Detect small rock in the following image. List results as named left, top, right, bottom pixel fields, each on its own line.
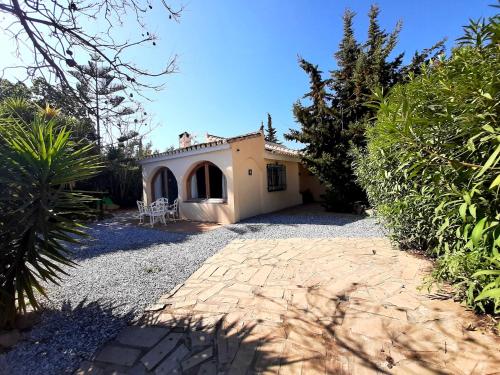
left=0, top=329, right=21, bottom=348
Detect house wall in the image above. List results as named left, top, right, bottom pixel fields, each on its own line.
left=230, top=134, right=302, bottom=222
left=141, top=133, right=310, bottom=224
left=299, top=163, right=326, bottom=201
left=141, top=146, right=236, bottom=224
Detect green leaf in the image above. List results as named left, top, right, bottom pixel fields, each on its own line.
left=490, top=174, right=500, bottom=189
left=473, top=270, right=500, bottom=277
left=481, top=92, right=493, bottom=100
left=471, top=218, right=487, bottom=246
left=475, top=288, right=500, bottom=301
left=482, top=124, right=496, bottom=133
left=477, top=144, right=500, bottom=177
left=469, top=204, right=477, bottom=219
left=459, top=202, right=467, bottom=221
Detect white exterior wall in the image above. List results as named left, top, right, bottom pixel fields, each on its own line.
left=140, top=133, right=321, bottom=224
left=141, top=145, right=236, bottom=224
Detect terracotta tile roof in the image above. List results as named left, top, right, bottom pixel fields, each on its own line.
left=205, top=133, right=225, bottom=141
left=265, top=141, right=301, bottom=157
left=138, top=131, right=262, bottom=161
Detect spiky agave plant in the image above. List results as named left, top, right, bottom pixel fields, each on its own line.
left=0, top=108, right=101, bottom=328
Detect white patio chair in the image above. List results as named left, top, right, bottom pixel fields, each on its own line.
left=136, top=201, right=151, bottom=224
left=166, top=199, right=179, bottom=222
left=156, top=197, right=169, bottom=206
left=149, top=201, right=167, bottom=226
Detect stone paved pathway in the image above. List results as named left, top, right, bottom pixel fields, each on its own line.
left=78, top=238, right=500, bottom=374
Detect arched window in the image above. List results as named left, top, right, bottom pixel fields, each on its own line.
left=187, top=162, right=227, bottom=201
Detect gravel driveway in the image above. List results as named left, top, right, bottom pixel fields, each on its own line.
left=0, top=207, right=384, bottom=375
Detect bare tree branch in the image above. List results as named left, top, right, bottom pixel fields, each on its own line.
left=0, top=0, right=182, bottom=97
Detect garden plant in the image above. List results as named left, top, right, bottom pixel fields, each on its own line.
left=354, top=14, right=500, bottom=316
left=0, top=101, right=101, bottom=329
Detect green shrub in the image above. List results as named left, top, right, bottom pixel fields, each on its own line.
left=0, top=104, right=101, bottom=328
left=354, top=16, right=500, bottom=313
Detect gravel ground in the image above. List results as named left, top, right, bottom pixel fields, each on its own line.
left=0, top=209, right=384, bottom=375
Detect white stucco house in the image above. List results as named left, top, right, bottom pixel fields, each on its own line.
left=138, top=128, right=325, bottom=224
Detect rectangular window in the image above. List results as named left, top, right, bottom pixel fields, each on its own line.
left=267, top=164, right=287, bottom=192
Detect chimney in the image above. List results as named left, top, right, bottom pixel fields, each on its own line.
left=179, top=131, right=192, bottom=148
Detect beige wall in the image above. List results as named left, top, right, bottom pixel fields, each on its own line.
left=230, top=135, right=266, bottom=222
left=261, top=158, right=302, bottom=214
left=230, top=134, right=302, bottom=222
left=141, top=133, right=307, bottom=224
left=141, top=145, right=236, bottom=224
left=299, top=164, right=326, bottom=201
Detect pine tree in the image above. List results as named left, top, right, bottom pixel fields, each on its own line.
left=330, top=9, right=360, bottom=126
left=286, top=6, right=444, bottom=212
left=265, top=113, right=280, bottom=143
left=290, top=60, right=361, bottom=211
left=70, top=54, right=144, bottom=151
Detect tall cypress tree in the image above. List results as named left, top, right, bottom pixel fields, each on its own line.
left=265, top=113, right=280, bottom=143
left=330, top=10, right=360, bottom=126
left=286, top=6, right=444, bottom=212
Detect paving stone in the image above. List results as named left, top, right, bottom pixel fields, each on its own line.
left=95, top=345, right=142, bottom=367
left=226, top=342, right=259, bottom=375
left=154, top=344, right=189, bottom=374
left=193, top=315, right=223, bottom=330
left=249, top=265, right=274, bottom=286
left=191, top=264, right=215, bottom=279
left=197, top=283, right=227, bottom=301
left=83, top=238, right=500, bottom=375
left=216, top=330, right=229, bottom=365
left=224, top=331, right=241, bottom=366
left=392, top=359, right=446, bottom=375
left=127, top=362, right=147, bottom=375
left=74, top=361, right=104, bottom=375
left=235, top=267, right=258, bottom=282
left=193, top=302, right=231, bottom=314
left=181, top=347, right=213, bottom=371
left=255, top=287, right=285, bottom=299
left=117, top=326, right=169, bottom=348
left=254, top=339, right=285, bottom=374
left=279, top=342, right=304, bottom=375
left=385, top=292, right=421, bottom=311
left=212, top=266, right=229, bottom=277
left=190, top=331, right=213, bottom=348
left=200, top=265, right=222, bottom=279
left=140, top=332, right=183, bottom=370
left=174, top=299, right=198, bottom=309
left=197, top=360, right=217, bottom=375
left=144, top=303, right=167, bottom=312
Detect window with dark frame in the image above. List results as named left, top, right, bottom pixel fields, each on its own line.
left=187, top=162, right=227, bottom=201
left=267, top=164, right=286, bottom=192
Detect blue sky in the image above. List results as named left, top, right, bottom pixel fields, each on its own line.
left=141, top=0, right=495, bottom=150
left=1, top=1, right=497, bottom=150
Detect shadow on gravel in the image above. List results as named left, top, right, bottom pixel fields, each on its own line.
left=224, top=224, right=266, bottom=235
left=71, top=222, right=191, bottom=261
left=239, top=211, right=368, bottom=227
left=0, top=299, right=134, bottom=375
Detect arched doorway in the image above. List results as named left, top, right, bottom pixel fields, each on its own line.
left=151, top=167, right=178, bottom=203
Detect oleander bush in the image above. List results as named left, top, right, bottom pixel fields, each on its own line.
left=0, top=101, right=101, bottom=329
left=354, top=15, right=500, bottom=314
